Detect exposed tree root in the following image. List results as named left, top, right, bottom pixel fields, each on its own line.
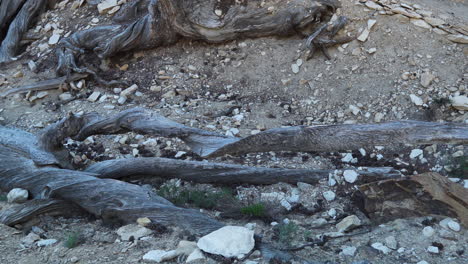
left=42, top=107, right=468, bottom=158
left=86, top=157, right=402, bottom=184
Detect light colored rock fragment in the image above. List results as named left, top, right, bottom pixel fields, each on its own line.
left=371, top=242, right=391, bottom=254
left=422, top=226, right=435, bottom=237
left=37, top=239, right=58, bottom=247
left=97, top=0, right=118, bottom=14
left=116, top=224, right=152, bottom=241
left=142, top=250, right=178, bottom=263
left=410, top=149, right=423, bottom=159
left=186, top=249, right=205, bottom=263
left=7, top=188, right=28, bottom=203
left=385, top=236, right=397, bottom=250
left=336, top=215, right=361, bottom=232
left=447, top=34, right=468, bottom=44
left=197, top=226, right=254, bottom=258
left=365, top=1, right=383, bottom=11
left=450, top=95, right=468, bottom=110
left=322, top=191, right=336, bottom=201
left=137, top=217, right=152, bottom=227
left=343, top=170, right=358, bottom=183
left=341, top=246, right=357, bottom=256
left=411, top=19, right=432, bottom=29
left=121, top=84, right=138, bottom=97
left=410, top=94, right=423, bottom=106
left=87, top=91, right=101, bottom=102
left=420, top=72, right=434, bottom=87
left=48, top=34, right=61, bottom=45
left=424, top=17, right=445, bottom=27
left=357, top=29, right=370, bottom=42
left=176, top=240, right=198, bottom=255
left=391, top=7, right=422, bottom=18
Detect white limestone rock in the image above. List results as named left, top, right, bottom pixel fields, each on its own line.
left=197, top=226, right=254, bottom=258
left=7, top=188, right=28, bottom=203
left=116, top=224, right=152, bottom=241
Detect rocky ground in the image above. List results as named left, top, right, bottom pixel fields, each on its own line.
left=0, top=0, right=467, bottom=264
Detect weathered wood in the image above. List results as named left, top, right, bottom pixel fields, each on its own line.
left=50, top=108, right=468, bottom=158
left=0, top=199, right=81, bottom=226
left=86, top=157, right=402, bottom=185
left=0, top=0, right=47, bottom=63
left=0, top=73, right=88, bottom=97
left=205, top=121, right=468, bottom=157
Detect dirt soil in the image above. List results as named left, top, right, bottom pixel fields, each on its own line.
left=0, top=0, right=467, bottom=264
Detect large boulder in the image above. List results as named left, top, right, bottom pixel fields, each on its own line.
left=197, top=226, right=255, bottom=258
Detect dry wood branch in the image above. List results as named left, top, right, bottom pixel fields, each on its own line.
left=0, top=73, right=88, bottom=97
left=206, top=121, right=468, bottom=157
left=0, top=0, right=47, bottom=63
left=46, top=108, right=468, bottom=158
left=0, top=199, right=82, bottom=226
left=85, top=157, right=402, bottom=184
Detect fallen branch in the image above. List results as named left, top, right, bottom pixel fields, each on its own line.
left=0, top=199, right=82, bottom=226
left=0, top=73, right=88, bottom=97
left=85, top=157, right=402, bottom=185
left=50, top=108, right=468, bottom=158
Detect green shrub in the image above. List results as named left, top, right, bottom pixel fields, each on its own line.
left=448, top=156, right=468, bottom=179
left=64, top=231, right=80, bottom=248
left=157, top=184, right=235, bottom=209
left=240, top=203, right=266, bottom=217
left=278, top=222, right=298, bottom=246
left=0, top=195, right=7, bottom=201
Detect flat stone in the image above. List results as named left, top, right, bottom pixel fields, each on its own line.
left=142, top=250, right=178, bottom=263
left=59, top=92, right=73, bottom=101
left=451, top=95, right=468, bottom=110
left=342, top=246, right=357, bottom=256
left=447, top=220, right=461, bottom=232
left=322, top=191, right=336, bottom=201
left=197, top=226, right=254, bottom=258
left=7, top=188, right=28, bottom=203
left=410, top=94, right=423, bottom=106
left=357, top=29, right=370, bottom=42
left=410, top=149, right=423, bottom=159
left=420, top=72, right=434, bottom=87
left=291, top=64, right=299, bottom=74
left=21, top=233, right=40, bottom=246
left=186, top=249, right=205, bottom=263
left=87, top=91, right=101, bottom=102
left=391, top=7, right=422, bottom=19
left=447, top=34, right=468, bottom=44
left=121, top=84, right=138, bottom=97
left=116, top=224, right=152, bottom=241
left=343, top=170, right=359, bottom=183
left=411, top=19, right=432, bottom=29
left=176, top=240, right=198, bottom=255
left=422, top=226, right=435, bottom=237
left=385, top=236, right=398, bottom=250
left=336, top=215, right=361, bottom=232
left=427, top=246, right=439, bottom=254
left=37, top=239, right=58, bottom=247
left=424, top=17, right=445, bottom=27
left=48, top=34, right=61, bottom=45
left=97, top=0, right=118, bottom=14
left=365, top=2, right=382, bottom=11
left=371, top=242, right=391, bottom=254
left=137, top=217, right=152, bottom=227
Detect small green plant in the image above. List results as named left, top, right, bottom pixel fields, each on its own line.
left=0, top=195, right=7, bottom=201
left=64, top=231, right=80, bottom=248
left=278, top=222, right=298, bottom=246
left=448, top=156, right=468, bottom=179
left=157, top=183, right=235, bottom=209
left=303, top=230, right=312, bottom=241
left=240, top=203, right=266, bottom=217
